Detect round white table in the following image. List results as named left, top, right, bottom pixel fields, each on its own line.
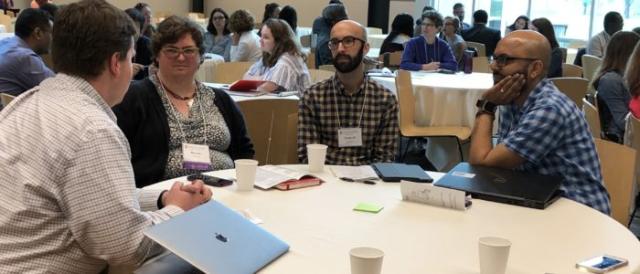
left=145, top=165, right=640, bottom=274
left=372, top=71, right=494, bottom=128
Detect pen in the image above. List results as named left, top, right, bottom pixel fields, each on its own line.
left=339, top=177, right=377, bottom=185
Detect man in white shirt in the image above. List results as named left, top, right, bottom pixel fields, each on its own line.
left=587, top=11, right=623, bottom=57
left=0, top=0, right=212, bottom=272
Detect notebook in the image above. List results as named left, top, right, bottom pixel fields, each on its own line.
left=371, top=163, right=433, bottom=183
left=434, top=162, right=563, bottom=209
left=144, top=201, right=289, bottom=274
left=228, top=79, right=265, bottom=91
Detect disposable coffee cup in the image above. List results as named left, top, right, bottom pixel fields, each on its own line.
left=478, top=236, right=511, bottom=274
left=234, top=159, right=258, bottom=191
left=307, top=144, right=327, bottom=172
left=350, top=247, right=384, bottom=274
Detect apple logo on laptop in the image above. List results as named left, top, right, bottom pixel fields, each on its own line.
left=215, top=233, right=228, bottom=243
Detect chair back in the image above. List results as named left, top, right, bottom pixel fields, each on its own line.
left=582, top=98, right=602, bottom=139
left=300, top=34, right=312, bottom=48
left=472, top=57, right=491, bottom=73
left=467, top=41, right=486, bottom=57
left=305, top=51, right=316, bottom=69
left=562, top=63, right=583, bottom=77
left=0, top=93, right=15, bottom=107
left=366, top=27, right=383, bottom=35
left=559, top=47, right=568, bottom=63
left=378, top=51, right=403, bottom=68
left=550, top=77, right=588, bottom=109
left=395, top=70, right=416, bottom=136
left=581, top=54, right=602, bottom=83
left=318, top=64, right=336, bottom=72
left=236, top=99, right=299, bottom=165
left=625, top=114, right=640, bottom=190
left=212, top=62, right=252, bottom=84
left=595, top=138, right=637, bottom=225
left=308, top=69, right=334, bottom=84
left=0, top=13, right=11, bottom=32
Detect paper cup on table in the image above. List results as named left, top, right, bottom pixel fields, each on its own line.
left=307, top=144, right=327, bottom=172
left=234, top=159, right=258, bottom=191
left=350, top=247, right=384, bottom=274
left=478, top=236, right=511, bottom=274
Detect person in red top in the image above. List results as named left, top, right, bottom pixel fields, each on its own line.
left=627, top=42, right=640, bottom=118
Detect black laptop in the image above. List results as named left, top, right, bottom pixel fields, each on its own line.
left=434, top=163, right=563, bottom=209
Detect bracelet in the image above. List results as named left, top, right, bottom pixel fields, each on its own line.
left=157, top=190, right=168, bottom=209
left=476, top=110, right=495, bottom=119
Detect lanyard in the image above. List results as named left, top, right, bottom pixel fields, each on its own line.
left=423, top=36, right=439, bottom=63
left=157, top=75, right=209, bottom=144
left=332, top=76, right=368, bottom=128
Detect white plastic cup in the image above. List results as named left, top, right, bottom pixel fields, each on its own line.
left=234, top=159, right=258, bottom=191
left=478, top=236, right=511, bottom=274
left=350, top=247, right=384, bottom=274
left=307, top=144, right=328, bottom=172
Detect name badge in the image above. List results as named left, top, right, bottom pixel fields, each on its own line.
left=338, top=127, right=363, bottom=147
left=182, top=143, right=212, bottom=170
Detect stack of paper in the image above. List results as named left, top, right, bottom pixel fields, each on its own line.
left=331, top=166, right=379, bottom=181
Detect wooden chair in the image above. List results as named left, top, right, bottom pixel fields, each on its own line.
left=559, top=47, right=568, bottom=63
left=595, top=138, right=637, bottom=226
left=0, top=13, right=11, bottom=32
left=366, top=27, right=383, bottom=35
left=211, top=62, right=252, bottom=84
left=466, top=41, right=486, bottom=57
left=582, top=98, right=602, bottom=139
left=300, top=34, right=312, bottom=48
left=308, top=69, right=334, bottom=84
left=624, top=114, right=640, bottom=226
left=306, top=51, right=316, bottom=69
left=0, top=93, right=15, bottom=107
left=561, top=63, right=583, bottom=77
left=236, top=99, right=299, bottom=165
left=318, top=64, right=336, bottom=72
left=472, top=57, right=491, bottom=73
left=378, top=51, right=403, bottom=69
left=582, top=54, right=602, bottom=95
left=550, top=77, right=588, bottom=109
left=395, top=70, right=471, bottom=161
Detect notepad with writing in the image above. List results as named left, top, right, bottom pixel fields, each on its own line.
left=253, top=165, right=322, bottom=190
left=331, top=166, right=379, bottom=181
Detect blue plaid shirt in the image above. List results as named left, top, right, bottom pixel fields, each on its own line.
left=498, top=79, right=611, bottom=214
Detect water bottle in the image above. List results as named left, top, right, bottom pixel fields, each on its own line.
left=463, top=50, right=474, bottom=74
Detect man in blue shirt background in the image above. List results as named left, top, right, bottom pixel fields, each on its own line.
left=469, top=30, right=611, bottom=214
left=0, top=8, right=54, bottom=96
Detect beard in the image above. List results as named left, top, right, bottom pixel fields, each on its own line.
left=332, top=46, right=364, bottom=73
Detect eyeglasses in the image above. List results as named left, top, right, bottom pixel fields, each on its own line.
left=162, top=47, right=199, bottom=59
left=492, top=54, right=538, bottom=67
left=328, top=36, right=365, bottom=50
left=212, top=16, right=225, bottom=21
left=421, top=22, right=436, bottom=27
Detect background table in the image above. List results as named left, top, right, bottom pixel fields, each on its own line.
left=368, top=34, right=387, bottom=48
left=146, top=165, right=640, bottom=274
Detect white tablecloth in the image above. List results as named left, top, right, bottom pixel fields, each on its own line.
left=373, top=71, right=493, bottom=128
left=145, top=165, right=640, bottom=274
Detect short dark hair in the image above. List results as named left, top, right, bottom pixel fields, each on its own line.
left=329, top=0, right=342, bottom=4
left=124, top=8, right=145, bottom=32
left=228, top=9, right=255, bottom=33
left=278, top=5, right=297, bottom=33
left=262, top=3, right=279, bottom=23
left=151, top=15, right=204, bottom=66
left=15, top=8, right=51, bottom=39
left=603, top=11, right=623, bottom=34
left=134, top=2, right=149, bottom=11
left=53, top=0, right=137, bottom=79
left=322, top=3, right=348, bottom=26
left=39, top=3, right=58, bottom=20
left=207, top=8, right=230, bottom=35
left=453, top=3, right=464, bottom=9
left=422, top=10, right=443, bottom=28
left=473, top=10, right=488, bottom=24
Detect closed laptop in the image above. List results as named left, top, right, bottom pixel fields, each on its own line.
left=372, top=163, right=433, bottom=182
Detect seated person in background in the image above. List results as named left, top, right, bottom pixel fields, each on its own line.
left=413, top=6, right=434, bottom=37
left=530, top=18, right=562, bottom=78
left=628, top=42, right=640, bottom=118
left=469, top=30, right=610, bottom=214
left=134, top=2, right=155, bottom=38
left=462, top=10, right=501, bottom=57
left=313, top=3, right=348, bottom=68
left=298, top=20, right=398, bottom=165
left=400, top=10, right=457, bottom=72
left=113, top=16, right=254, bottom=188
left=0, top=8, right=54, bottom=96
left=634, top=27, right=640, bottom=36
left=592, top=31, right=640, bottom=142
left=228, top=9, right=262, bottom=62
left=203, top=8, right=231, bottom=61
left=244, top=18, right=310, bottom=93
left=452, top=3, right=470, bottom=33
left=278, top=5, right=298, bottom=37
left=442, top=16, right=466, bottom=71
left=39, top=2, right=58, bottom=19
left=0, top=1, right=211, bottom=272
left=505, top=15, right=529, bottom=35
left=259, top=2, right=280, bottom=33
left=125, top=8, right=151, bottom=80
left=587, top=11, right=623, bottom=58
left=379, top=13, right=413, bottom=55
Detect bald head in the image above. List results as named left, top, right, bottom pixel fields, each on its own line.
left=498, top=30, right=551, bottom=72
left=331, top=19, right=367, bottom=41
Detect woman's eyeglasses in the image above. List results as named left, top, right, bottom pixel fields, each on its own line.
left=162, top=47, right=199, bottom=59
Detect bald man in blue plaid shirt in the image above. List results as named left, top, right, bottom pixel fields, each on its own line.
left=469, top=30, right=610, bottom=214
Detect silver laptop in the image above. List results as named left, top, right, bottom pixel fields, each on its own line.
left=144, top=201, right=289, bottom=274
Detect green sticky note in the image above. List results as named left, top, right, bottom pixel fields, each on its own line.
left=353, top=202, right=384, bottom=213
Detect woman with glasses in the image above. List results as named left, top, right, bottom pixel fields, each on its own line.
left=591, top=31, right=640, bottom=142
left=113, top=16, right=254, bottom=187
left=243, top=18, right=310, bottom=93
left=203, top=8, right=231, bottom=61
left=442, top=16, right=466, bottom=71
left=400, top=10, right=457, bottom=72
left=228, top=9, right=262, bottom=62
left=530, top=18, right=562, bottom=78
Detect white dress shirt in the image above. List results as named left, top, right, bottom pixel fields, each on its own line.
left=230, top=31, right=262, bottom=62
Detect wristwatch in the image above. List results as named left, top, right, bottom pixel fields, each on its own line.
left=476, top=99, right=497, bottom=113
